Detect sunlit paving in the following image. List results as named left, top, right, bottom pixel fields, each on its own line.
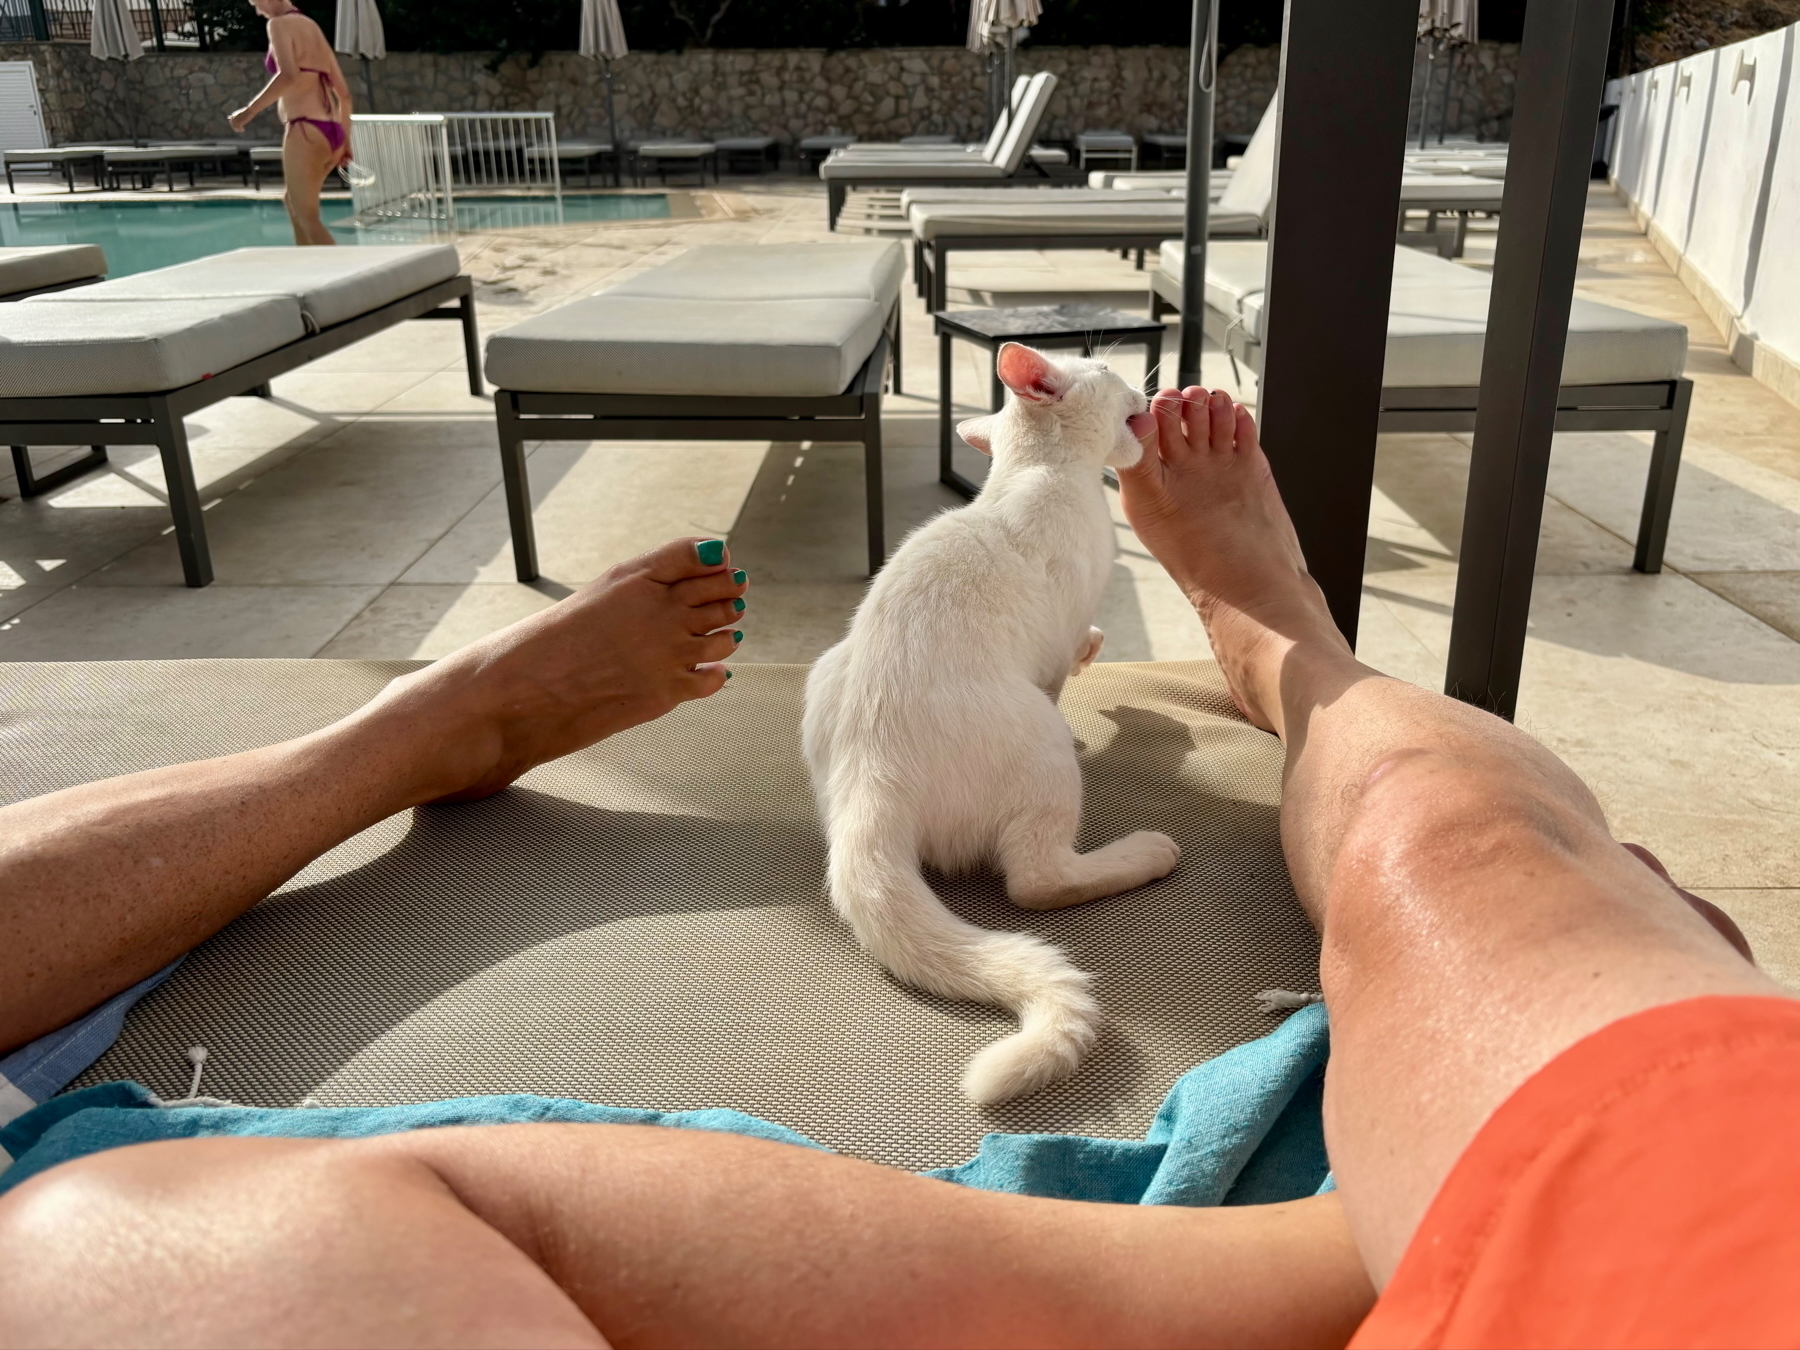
left=3, top=0, right=1799, bottom=1342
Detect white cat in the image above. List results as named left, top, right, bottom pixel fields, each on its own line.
left=802, top=342, right=1182, bottom=1105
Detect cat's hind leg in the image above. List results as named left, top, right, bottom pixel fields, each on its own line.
left=995, top=705, right=1180, bottom=912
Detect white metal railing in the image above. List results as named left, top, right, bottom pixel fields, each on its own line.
left=435, top=112, right=562, bottom=205
left=348, top=114, right=456, bottom=233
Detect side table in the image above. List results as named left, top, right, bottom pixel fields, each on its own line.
left=632, top=141, right=719, bottom=185
left=933, top=304, right=1166, bottom=498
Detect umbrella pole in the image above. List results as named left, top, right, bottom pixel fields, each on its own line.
left=124, top=62, right=140, bottom=146
left=1436, top=42, right=1457, bottom=143
left=604, top=58, right=621, bottom=187
left=1177, top=0, right=1217, bottom=388
left=361, top=54, right=375, bottom=114
left=1418, top=37, right=1438, bottom=149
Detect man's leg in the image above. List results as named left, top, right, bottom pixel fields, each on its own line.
left=1118, top=388, right=1786, bottom=1285
left=0, top=1126, right=1374, bottom=1350
left=0, top=538, right=748, bottom=1053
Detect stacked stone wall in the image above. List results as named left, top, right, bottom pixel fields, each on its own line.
left=0, top=41, right=1516, bottom=149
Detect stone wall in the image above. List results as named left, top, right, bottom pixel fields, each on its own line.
left=0, top=40, right=1515, bottom=149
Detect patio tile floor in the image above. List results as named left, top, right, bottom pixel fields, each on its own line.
left=1, top=179, right=1795, bottom=981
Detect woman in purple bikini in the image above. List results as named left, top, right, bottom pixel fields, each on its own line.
left=228, top=0, right=351, bottom=245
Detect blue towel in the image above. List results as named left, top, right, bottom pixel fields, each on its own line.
left=0, top=962, right=180, bottom=1127
left=0, top=1005, right=1329, bottom=1205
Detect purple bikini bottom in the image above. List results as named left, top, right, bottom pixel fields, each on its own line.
left=288, top=116, right=345, bottom=152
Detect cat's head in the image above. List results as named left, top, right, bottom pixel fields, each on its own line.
left=956, top=343, right=1151, bottom=470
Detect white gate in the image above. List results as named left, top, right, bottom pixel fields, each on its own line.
left=0, top=61, right=49, bottom=152
left=437, top=112, right=562, bottom=204
left=347, top=113, right=455, bottom=232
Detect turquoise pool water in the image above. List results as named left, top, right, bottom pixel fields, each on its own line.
left=0, top=193, right=671, bottom=276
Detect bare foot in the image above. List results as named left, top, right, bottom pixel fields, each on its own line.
left=1118, top=387, right=1354, bottom=736
left=362, top=537, right=748, bottom=801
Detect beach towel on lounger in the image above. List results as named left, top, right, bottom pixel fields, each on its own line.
left=0, top=1005, right=1332, bottom=1205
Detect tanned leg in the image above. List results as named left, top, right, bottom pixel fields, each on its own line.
left=0, top=538, right=746, bottom=1053
left=281, top=119, right=339, bottom=245
left=1118, top=387, right=1786, bottom=1285
left=0, top=1127, right=1373, bottom=1350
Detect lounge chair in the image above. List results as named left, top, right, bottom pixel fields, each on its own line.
left=20, top=655, right=1318, bottom=1171
left=0, top=245, right=479, bottom=583
left=820, top=73, right=1060, bottom=230
left=3, top=146, right=108, bottom=193
left=1150, top=240, right=1693, bottom=572
left=0, top=245, right=106, bottom=301
left=484, top=241, right=903, bottom=578
left=1075, top=130, right=1137, bottom=172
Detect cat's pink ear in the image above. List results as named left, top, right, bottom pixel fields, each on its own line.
left=995, top=343, right=1070, bottom=404
left=957, top=415, right=997, bottom=455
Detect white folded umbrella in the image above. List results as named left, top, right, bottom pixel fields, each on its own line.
left=580, top=0, right=628, bottom=182
left=89, top=0, right=142, bottom=146
left=334, top=0, right=386, bottom=111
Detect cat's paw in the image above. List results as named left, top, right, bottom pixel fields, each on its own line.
left=1117, top=830, right=1181, bottom=882
left=1070, top=626, right=1105, bottom=677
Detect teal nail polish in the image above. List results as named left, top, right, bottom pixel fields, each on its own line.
left=696, top=539, right=725, bottom=566
left=725, top=669, right=733, bottom=681
left=733, top=630, right=744, bottom=643
left=732, top=597, right=746, bottom=613
left=732, top=569, right=747, bottom=585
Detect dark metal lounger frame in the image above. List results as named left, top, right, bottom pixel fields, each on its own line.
left=1170, top=291, right=1693, bottom=574
left=917, top=228, right=1189, bottom=312
left=0, top=275, right=480, bottom=587
left=494, top=332, right=892, bottom=581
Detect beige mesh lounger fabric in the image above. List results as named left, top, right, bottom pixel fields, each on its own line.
left=1, top=659, right=1320, bottom=1173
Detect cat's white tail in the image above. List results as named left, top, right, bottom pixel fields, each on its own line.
left=828, top=812, right=1101, bottom=1105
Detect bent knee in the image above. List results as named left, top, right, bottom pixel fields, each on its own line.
left=1326, top=749, right=1610, bottom=936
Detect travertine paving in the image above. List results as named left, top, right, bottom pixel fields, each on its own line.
left=1, top=177, right=1795, bottom=978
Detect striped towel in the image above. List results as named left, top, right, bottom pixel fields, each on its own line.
left=0, top=963, right=179, bottom=1130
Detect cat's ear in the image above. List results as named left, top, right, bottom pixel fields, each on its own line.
left=995, top=343, right=1070, bottom=404
left=957, top=415, right=998, bottom=455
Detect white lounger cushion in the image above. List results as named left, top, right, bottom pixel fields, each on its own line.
left=606, top=241, right=904, bottom=308
left=909, top=199, right=1260, bottom=241
left=0, top=245, right=107, bottom=298
left=823, top=157, right=1010, bottom=180
left=1162, top=241, right=1687, bottom=388
left=31, top=245, right=461, bottom=331
left=0, top=295, right=305, bottom=398
left=485, top=296, right=886, bottom=398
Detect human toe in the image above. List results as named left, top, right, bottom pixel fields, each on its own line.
left=686, top=596, right=745, bottom=634
left=1233, top=403, right=1259, bottom=455
left=1207, top=389, right=1236, bottom=452
left=689, top=628, right=741, bottom=664
left=1178, top=385, right=1211, bottom=449
left=642, top=536, right=731, bottom=585
left=672, top=566, right=748, bottom=609
left=1151, top=389, right=1191, bottom=460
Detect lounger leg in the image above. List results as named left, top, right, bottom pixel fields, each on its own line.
left=932, top=241, right=950, bottom=312
left=888, top=301, right=902, bottom=395
left=828, top=183, right=847, bottom=231
left=458, top=291, right=484, bottom=397
left=495, top=392, right=539, bottom=583
left=154, top=406, right=213, bottom=588
left=1634, top=378, right=1692, bottom=574
left=863, top=392, right=886, bottom=575
left=1143, top=331, right=1164, bottom=396
left=9, top=445, right=109, bottom=498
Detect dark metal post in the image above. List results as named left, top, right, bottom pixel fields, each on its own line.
left=1175, top=0, right=1216, bottom=388
left=27, top=0, right=49, bottom=42
left=1254, top=0, right=1418, bottom=644
left=145, top=0, right=167, bottom=53
left=1444, top=0, right=1614, bottom=719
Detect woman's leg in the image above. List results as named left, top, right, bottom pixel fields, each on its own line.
left=0, top=538, right=746, bottom=1054
left=281, top=120, right=339, bottom=246
left=0, top=1126, right=1374, bottom=1349
left=1118, top=388, right=1785, bottom=1285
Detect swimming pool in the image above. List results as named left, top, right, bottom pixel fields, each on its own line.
left=0, top=193, right=673, bottom=276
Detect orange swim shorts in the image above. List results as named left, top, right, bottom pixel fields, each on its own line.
left=1351, top=995, right=1800, bottom=1349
